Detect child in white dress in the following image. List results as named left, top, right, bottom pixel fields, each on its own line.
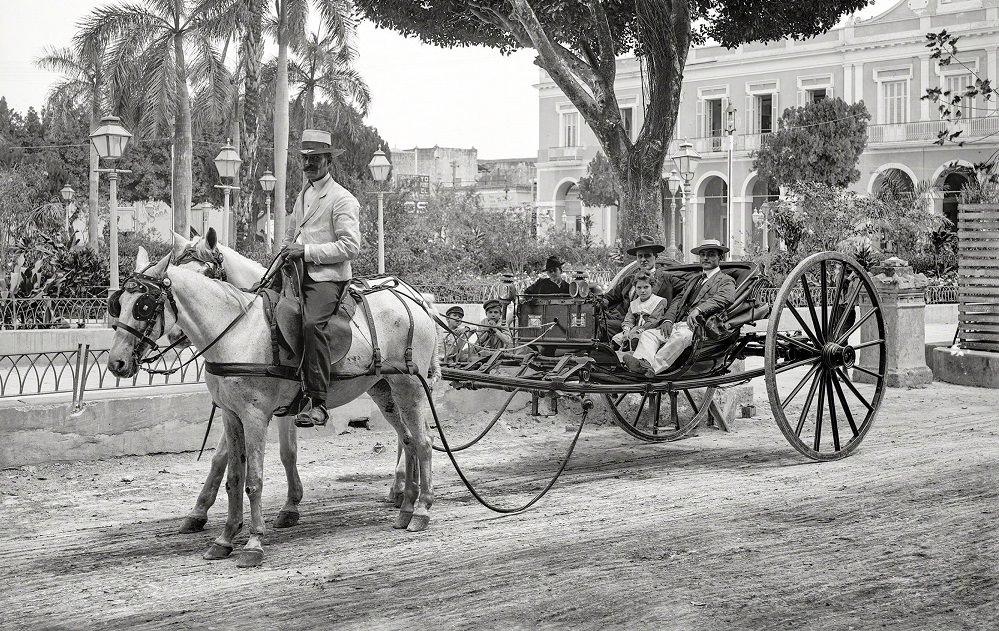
left=612, top=272, right=667, bottom=351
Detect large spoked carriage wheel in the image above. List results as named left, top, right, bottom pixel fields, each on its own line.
left=764, top=252, right=887, bottom=461
left=602, top=387, right=717, bottom=442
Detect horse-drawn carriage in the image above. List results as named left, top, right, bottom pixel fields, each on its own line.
left=441, top=251, right=887, bottom=462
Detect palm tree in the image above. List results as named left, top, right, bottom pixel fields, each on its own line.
left=34, top=45, right=105, bottom=253
left=271, top=0, right=352, bottom=249
left=290, top=27, right=370, bottom=130
left=75, top=0, right=232, bottom=237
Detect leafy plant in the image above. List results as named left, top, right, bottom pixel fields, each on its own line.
left=922, top=30, right=996, bottom=146
left=752, top=97, right=871, bottom=188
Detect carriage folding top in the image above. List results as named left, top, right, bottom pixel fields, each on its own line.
left=440, top=252, right=888, bottom=462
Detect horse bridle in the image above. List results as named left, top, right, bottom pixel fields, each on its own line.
left=108, top=273, right=178, bottom=364
left=173, top=245, right=227, bottom=282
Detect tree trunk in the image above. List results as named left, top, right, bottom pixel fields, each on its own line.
left=304, top=88, right=314, bottom=129
left=87, top=109, right=100, bottom=253
left=241, top=7, right=264, bottom=250
left=272, top=0, right=290, bottom=245
left=505, top=0, right=688, bottom=247
left=172, top=30, right=193, bottom=237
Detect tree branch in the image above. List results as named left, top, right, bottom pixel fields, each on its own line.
left=587, top=0, right=616, bottom=78
left=506, top=0, right=600, bottom=121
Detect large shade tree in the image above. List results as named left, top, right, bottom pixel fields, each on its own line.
left=357, top=0, right=871, bottom=243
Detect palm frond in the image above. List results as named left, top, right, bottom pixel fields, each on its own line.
left=190, top=36, right=235, bottom=128
left=74, top=2, right=163, bottom=53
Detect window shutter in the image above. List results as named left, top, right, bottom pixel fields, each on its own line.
left=797, top=89, right=806, bottom=107
left=746, top=94, right=757, bottom=134
left=828, top=83, right=835, bottom=99
left=772, top=91, right=780, bottom=130
left=696, top=98, right=705, bottom=138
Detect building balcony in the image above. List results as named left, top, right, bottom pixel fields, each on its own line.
left=667, top=115, right=999, bottom=158
left=540, top=145, right=587, bottom=162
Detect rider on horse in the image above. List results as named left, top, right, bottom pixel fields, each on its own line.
left=281, top=129, right=361, bottom=429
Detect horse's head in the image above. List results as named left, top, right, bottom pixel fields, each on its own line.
left=107, top=249, right=179, bottom=378
left=171, top=227, right=227, bottom=281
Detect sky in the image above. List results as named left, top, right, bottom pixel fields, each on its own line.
left=0, top=0, right=540, bottom=159
left=0, top=0, right=897, bottom=160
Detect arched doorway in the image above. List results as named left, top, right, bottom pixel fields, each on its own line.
left=701, top=176, right=728, bottom=244
left=940, top=170, right=970, bottom=227
left=750, top=178, right=779, bottom=250
left=554, top=180, right=582, bottom=232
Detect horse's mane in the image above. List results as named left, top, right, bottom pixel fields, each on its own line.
left=168, top=264, right=256, bottom=311
left=217, top=244, right=267, bottom=277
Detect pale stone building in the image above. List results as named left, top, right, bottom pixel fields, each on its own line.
left=535, top=0, right=999, bottom=258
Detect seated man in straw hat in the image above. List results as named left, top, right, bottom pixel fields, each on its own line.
left=282, top=129, right=361, bottom=428
left=626, top=239, right=735, bottom=376
left=602, top=234, right=686, bottom=341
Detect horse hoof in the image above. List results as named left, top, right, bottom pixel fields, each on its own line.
left=394, top=511, right=413, bottom=530
left=393, top=493, right=404, bottom=509
left=236, top=548, right=264, bottom=568
left=273, top=511, right=300, bottom=529
left=406, top=514, right=431, bottom=533
left=203, top=542, right=233, bottom=560
left=387, top=488, right=400, bottom=505
left=179, top=516, right=207, bottom=534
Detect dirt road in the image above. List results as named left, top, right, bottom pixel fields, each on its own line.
left=1, top=380, right=997, bottom=630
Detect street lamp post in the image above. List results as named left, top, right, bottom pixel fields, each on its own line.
left=258, top=169, right=277, bottom=252
left=663, top=168, right=682, bottom=260
left=60, top=184, right=75, bottom=235
left=725, top=103, right=737, bottom=251
left=671, top=138, right=702, bottom=262
left=89, top=115, right=132, bottom=290
left=213, top=140, right=242, bottom=247
left=367, top=150, right=392, bottom=274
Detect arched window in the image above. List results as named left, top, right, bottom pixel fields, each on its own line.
left=873, top=168, right=915, bottom=197
left=702, top=177, right=728, bottom=244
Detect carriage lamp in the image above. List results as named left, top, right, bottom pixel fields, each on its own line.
left=213, top=140, right=242, bottom=248
left=90, top=115, right=133, bottom=290
left=368, top=150, right=392, bottom=274
left=258, top=169, right=277, bottom=251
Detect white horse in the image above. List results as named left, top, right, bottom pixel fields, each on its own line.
left=109, top=251, right=440, bottom=567
left=167, top=233, right=418, bottom=532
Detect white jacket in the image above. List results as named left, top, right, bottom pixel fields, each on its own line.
left=287, top=174, right=361, bottom=281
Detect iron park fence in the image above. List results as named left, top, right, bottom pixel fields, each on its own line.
left=0, top=295, right=110, bottom=330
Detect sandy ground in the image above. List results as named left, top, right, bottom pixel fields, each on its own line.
left=1, top=379, right=997, bottom=631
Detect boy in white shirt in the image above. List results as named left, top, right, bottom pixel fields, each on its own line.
left=612, top=271, right=667, bottom=351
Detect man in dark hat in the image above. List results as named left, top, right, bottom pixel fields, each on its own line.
left=628, top=239, right=735, bottom=375
left=601, top=234, right=686, bottom=341
left=524, top=255, right=570, bottom=295
left=281, top=129, right=361, bottom=428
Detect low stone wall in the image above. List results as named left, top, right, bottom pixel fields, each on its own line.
left=0, top=328, right=114, bottom=355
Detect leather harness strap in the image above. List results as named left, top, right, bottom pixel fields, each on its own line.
left=353, top=287, right=382, bottom=376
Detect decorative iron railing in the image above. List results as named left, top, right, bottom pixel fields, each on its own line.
left=0, top=295, right=110, bottom=330
left=413, top=269, right=616, bottom=304
left=0, top=344, right=205, bottom=401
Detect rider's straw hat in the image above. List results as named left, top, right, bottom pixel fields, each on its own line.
left=299, top=129, right=344, bottom=157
